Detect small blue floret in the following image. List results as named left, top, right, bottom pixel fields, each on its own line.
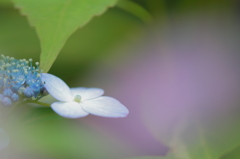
left=24, top=87, right=34, bottom=98
left=11, top=93, right=19, bottom=102
left=2, top=97, right=12, bottom=106
left=3, top=88, right=13, bottom=97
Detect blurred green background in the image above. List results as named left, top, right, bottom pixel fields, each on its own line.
left=1, top=0, right=240, bottom=159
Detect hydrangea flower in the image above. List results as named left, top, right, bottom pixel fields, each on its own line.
left=41, top=73, right=129, bottom=118
left=0, top=55, right=46, bottom=106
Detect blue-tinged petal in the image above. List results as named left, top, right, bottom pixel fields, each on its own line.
left=81, top=96, right=129, bottom=118
left=41, top=73, right=73, bottom=102
left=70, top=87, right=104, bottom=100
left=51, top=101, right=89, bottom=118
left=0, top=128, right=10, bottom=150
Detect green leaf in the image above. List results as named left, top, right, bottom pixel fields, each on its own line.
left=116, top=0, right=153, bottom=24
left=220, top=145, right=240, bottom=159
left=179, top=116, right=240, bottom=159
left=12, top=0, right=118, bottom=72
left=143, top=109, right=240, bottom=159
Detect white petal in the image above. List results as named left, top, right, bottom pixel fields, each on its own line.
left=70, top=87, right=104, bottom=100
left=41, top=73, right=73, bottom=102
left=0, top=128, right=9, bottom=150
left=51, top=102, right=89, bottom=118
left=81, top=96, right=129, bottom=118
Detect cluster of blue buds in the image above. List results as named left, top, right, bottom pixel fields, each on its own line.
left=0, top=55, right=46, bottom=106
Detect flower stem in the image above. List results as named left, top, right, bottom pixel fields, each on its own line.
left=26, top=100, right=51, bottom=107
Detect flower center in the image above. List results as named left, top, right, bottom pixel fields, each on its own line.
left=74, top=95, right=81, bottom=103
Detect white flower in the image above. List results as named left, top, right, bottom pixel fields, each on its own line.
left=41, top=73, right=129, bottom=118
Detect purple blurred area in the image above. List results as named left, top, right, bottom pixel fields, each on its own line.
left=79, top=10, right=240, bottom=157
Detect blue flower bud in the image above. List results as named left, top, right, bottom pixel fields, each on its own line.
left=1, top=97, right=12, bottom=106
left=29, top=83, right=41, bottom=98
left=3, top=88, right=13, bottom=97
left=24, top=87, right=34, bottom=98
left=11, top=93, right=19, bottom=102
